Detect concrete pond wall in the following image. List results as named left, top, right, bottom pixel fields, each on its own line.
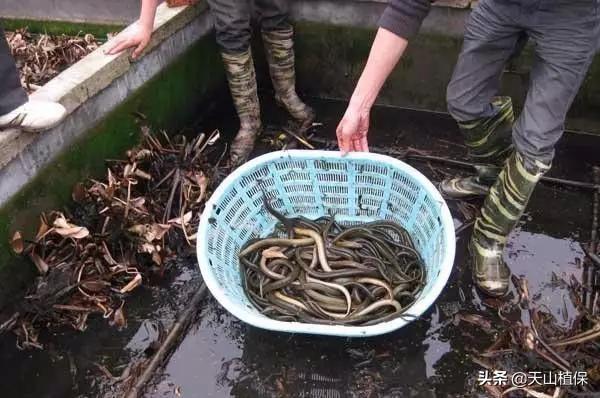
left=0, top=0, right=599, bottom=307
left=0, top=4, right=227, bottom=306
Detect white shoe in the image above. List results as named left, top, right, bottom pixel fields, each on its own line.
left=0, top=100, right=67, bottom=132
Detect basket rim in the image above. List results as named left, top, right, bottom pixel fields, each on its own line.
left=197, top=150, right=456, bottom=337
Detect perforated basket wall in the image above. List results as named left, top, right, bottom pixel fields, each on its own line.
left=197, top=150, right=455, bottom=337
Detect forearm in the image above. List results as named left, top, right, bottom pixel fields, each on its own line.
left=347, top=28, right=408, bottom=112
left=139, top=0, right=160, bottom=30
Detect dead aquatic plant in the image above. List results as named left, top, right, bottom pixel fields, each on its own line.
left=458, top=275, right=600, bottom=397
left=6, top=28, right=100, bottom=92
left=2, top=126, right=219, bottom=350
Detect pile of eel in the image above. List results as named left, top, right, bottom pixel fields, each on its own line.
left=239, top=199, right=426, bottom=326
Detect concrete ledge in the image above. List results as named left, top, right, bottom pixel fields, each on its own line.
left=0, top=3, right=213, bottom=207
left=291, top=0, right=470, bottom=37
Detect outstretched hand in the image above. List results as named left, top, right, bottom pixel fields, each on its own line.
left=336, top=105, right=370, bottom=154
left=105, top=23, right=152, bottom=59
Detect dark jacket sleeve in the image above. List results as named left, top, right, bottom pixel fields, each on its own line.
left=378, top=0, right=432, bottom=40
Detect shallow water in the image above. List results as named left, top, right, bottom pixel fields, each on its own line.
left=146, top=98, right=596, bottom=398
left=0, top=97, right=596, bottom=397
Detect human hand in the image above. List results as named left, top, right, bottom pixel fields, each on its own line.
left=336, top=104, right=370, bottom=154
left=105, top=22, right=152, bottom=59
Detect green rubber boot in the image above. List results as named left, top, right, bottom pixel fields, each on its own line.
left=440, top=97, right=514, bottom=198
left=262, top=28, right=315, bottom=131
left=470, top=151, right=550, bottom=296
left=222, top=49, right=262, bottom=166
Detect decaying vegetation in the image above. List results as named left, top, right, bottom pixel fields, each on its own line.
left=2, top=127, right=221, bottom=350
left=7, top=28, right=101, bottom=92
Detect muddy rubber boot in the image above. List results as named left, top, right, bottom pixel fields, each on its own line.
left=222, top=49, right=262, bottom=167
left=440, top=97, right=514, bottom=198
left=262, top=28, right=315, bottom=131
left=470, top=151, right=550, bottom=297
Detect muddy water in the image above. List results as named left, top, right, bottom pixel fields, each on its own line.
left=0, top=98, right=596, bottom=397
left=147, top=98, right=596, bottom=398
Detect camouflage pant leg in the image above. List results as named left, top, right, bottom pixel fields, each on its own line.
left=0, top=24, right=27, bottom=115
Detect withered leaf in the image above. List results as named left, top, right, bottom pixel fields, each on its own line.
left=152, top=251, right=163, bottom=266
left=453, top=313, right=493, bottom=333
left=29, top=252, right=49, bottom=274
left=10, top=231, right=24, bottom=254
left=72, top=182, right=87, bottom=203
left=131, top=148, right=152, bottom=161
left=129, top=197, right=146, bottom=210
left=81, top=280, right=109, bottom=293
left=112, top=307, right=127, bottom=329
left=123, top=163, right=134, bottom=179
left=168, top=212, right=193, bottom=226
left=194, top=172, right=208, bottom=203
left=35, top=214, right=50, bottom=241
left=140, top=242, right=157, bottom=254
left=128, top=224, right=170, bottom=242
left=207, top=129, right=220, bottom=145
left=120, top=273, right=142, bottom=294
left=53, top=214, right=90, bottom=239
left=134, top=169, right=152, bottom=180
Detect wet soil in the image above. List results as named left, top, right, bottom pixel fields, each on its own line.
left=0, top=97, right=597, bottom=398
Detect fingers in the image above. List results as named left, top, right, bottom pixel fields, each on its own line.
left=106, top=38, right=131, bottom=55
left=336, top=122, right=350, bottom=155
left=132, top=39, right=148, bottom=59
left=361, top=136, right=369, bottom=152
left=353, top=136, right=369, bottom=152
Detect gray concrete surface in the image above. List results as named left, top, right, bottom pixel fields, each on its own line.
left=291, top=0, right=470, bottom=37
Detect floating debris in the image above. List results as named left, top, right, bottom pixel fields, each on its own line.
left=239, top=198, right=426, bottom=325
left=7, top=28, right=100, bottom=92
left=460, top=274, right=600, bottom=395
left=2, top=127, right=219, bottom=349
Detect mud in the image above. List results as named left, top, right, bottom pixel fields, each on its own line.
left=0, top=97, right=597, bottom=397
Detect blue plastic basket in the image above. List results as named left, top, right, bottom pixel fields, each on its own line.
left=197, top=150, right=455, bottom=337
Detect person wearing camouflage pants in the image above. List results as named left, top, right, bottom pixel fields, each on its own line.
left=207, top=0, right=315, bottom=165
left=106, top=0, right=314, bottom=164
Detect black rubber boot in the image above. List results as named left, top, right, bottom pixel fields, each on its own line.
left=440, top=97, right=514, bottom=198
left=222, top=49, right=262, bottom=167
left=470, top=151, right=550, bottom=296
